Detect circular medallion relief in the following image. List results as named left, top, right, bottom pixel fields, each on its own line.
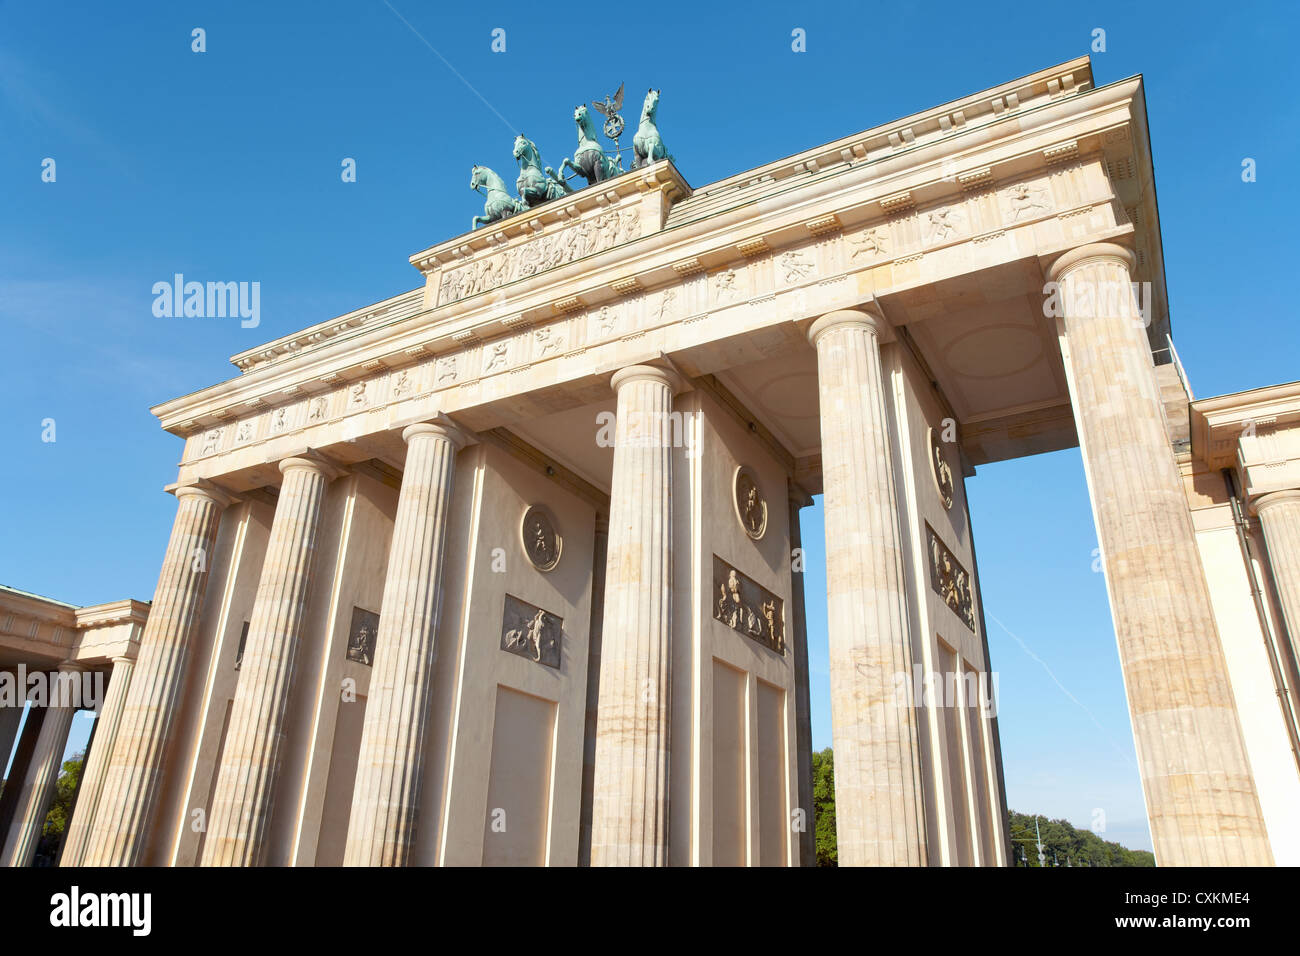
left=733, top=466, right=768, bottom=540
left=521, top=504, right=562, bottom=572
left=929, top=427, right=955, bottom=510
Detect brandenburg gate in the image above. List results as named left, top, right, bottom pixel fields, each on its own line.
left=4, top=56, right=1297, bottom=866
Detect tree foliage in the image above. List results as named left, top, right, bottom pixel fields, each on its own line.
left=807, top=748, right=1155, bottom=867
left=1007, top=810, right=1154, bottom=867
left=811, top=747, right=837, bottom=866
left=33, top=751, right=83, bottom=866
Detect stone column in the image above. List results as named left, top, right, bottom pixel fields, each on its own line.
left=808, top=307, right=928, bottom=867
left=202, top=455, right=337, bottom=866
left=344, top=423, right=466, bottom=866
left=81, top=482, right=231, bottom=866
left=1050, top=242, right=1272, bottom=865
left=0, top=682, right=22, bottom=775
left=60, top=657, right=135, bottom=867
left=787, top=482, right=816, bottom=867
left=591, top=365, right=681, bottom=866
left=578, top=513, right=609, bottom=867
left=1254, top=490, right=1300, bottom=650
left=1, top=664, right=83, bottom=867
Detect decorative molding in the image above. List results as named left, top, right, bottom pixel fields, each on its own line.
left=736, top=237, right=769, bottom=258
left=879, top=190, right=915, bottom=213
left=1043, top=140, right=1079, bottom=165
left=805, top=214, right=842, bottom=236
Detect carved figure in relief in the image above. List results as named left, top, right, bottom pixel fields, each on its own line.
left=273, top=408, right=287, bottom=431
left=596, top=305, right=617, bottom=336
left=930, top=430, right=955, bottom=510
left=392, top=370, right=411, bottom=397
left=632, top=89, right=670, bottom=170
left=470, top=164, right=523, bottom=230
left=350, top=382, right=367, bottom=406
left=308, top=396, right=326, bottom=421
left=779, top=250, right=814, bottom=283
left=714, top=267, right=738, bottom=302
left=849, top=228, right=888, bottom=259
left=235, top=421, right=253, bottom=443
left=484, top=341, right=509, bottom=373
left=1006, top=183, right=1048, bottom=219
left=200, top=429, right=222, bottom=455
left=654, top=288, right=676, bottom=322
left=927, top=207, right=960, bottom=241
left=436, top=356, right=458, bottom=383
left=762, top=600, right=780, bottom=651
left=535, top=326, right=561, bottom=356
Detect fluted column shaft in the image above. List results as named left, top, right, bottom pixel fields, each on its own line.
left=60, top=657, right=134, bottom=867
left=201, top=456, right=335, bottom=866
left=1052, top=242, right=1271, bottom=865
left=81, top=483, right=229, bottom=866
left=809, top=308, right=928, bottom=867
left=1254, top=490, right=1300, bottom=651
left=344, top=423, right=465, bottom=866
left=2, top=664, right=83, bottom=867
left=788, top=483, right=816, bottom=867
left=591, top=365, right=679, bottom=866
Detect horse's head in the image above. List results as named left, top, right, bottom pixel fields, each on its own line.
left=513, top=134, right=534, bottom=163
left=575, top=104, right=597, bottom=138
left=643, top=88, right=660, bottom=118
left=470, top=164, right=485, bottom=190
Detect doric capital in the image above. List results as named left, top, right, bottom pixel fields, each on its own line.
left=610, top=364, right=686, bottom=395
left=402, top=420, right=471, bottom=450
left=1047, top=242, right=1136, bottom=284
left=173, top=478, right=236, bottom=509
left=1250, top=488, right=1300, bottom=516
left=279, top=449, right=343, bottom=481
left=807, top=304, right=888, bottom=346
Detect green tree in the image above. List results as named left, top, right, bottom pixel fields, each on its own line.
left=1007, top=810, right=1154, bottom=867
left=807, top=748, right=1156, bottom=867
left=811, top=747, right=837, bottom=866
left=33, top=750, right=83, bottom=866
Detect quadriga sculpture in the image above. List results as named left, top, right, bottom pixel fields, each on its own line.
left=513, top=134, right=571, bottom=208
left=632, top=88, right=670, bottom=170
left=554, top=104, right=621, bottom=187
left=470, top=164, right=522, bottom=230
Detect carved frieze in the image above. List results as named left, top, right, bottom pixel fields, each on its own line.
left=712, top=555, right=784, bottom=655
left=926, top=524, right=976, bottom=631
left=346, top=606, right=379, bottom=665
left=500, top=594, right=562, bottom=669
left=521, top=504, right=561, bottom=572
left=438, top=207, right=640, bottom=306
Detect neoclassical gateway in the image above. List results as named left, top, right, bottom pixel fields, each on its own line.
left=3, top=56, right=1299, bottom=867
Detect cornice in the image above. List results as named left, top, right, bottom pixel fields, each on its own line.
left=152, top=60, right=1143, bottom=441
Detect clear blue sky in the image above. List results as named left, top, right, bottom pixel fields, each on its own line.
left=4, top=1, right=1298, bottom=854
